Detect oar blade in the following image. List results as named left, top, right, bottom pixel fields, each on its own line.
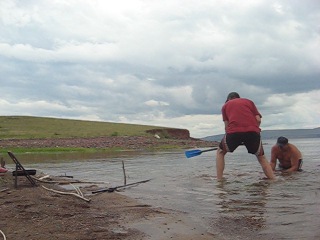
left=185, top=149, right=202, bottom=158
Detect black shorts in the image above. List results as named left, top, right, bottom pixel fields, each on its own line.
left=219, top=132, right=264, bottom=156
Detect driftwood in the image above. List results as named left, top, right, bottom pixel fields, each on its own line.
left=58, top=175, right=73, bottom=178
left=70, top=184, right=83, bottom=197
left=32, top=176, right=106, bottom=185
left=42, top=185, right=91, bottom=202
left=0, top=229, right=6, bottom=240
left=122, top=160, right=126, bottom=185
left=92, top=179, right=152, bottom=194
left=39, top=175, right=50, bottom=180
left=0, top=188, right=9, bottom=192
left=0, top=158, right=5, bottom=168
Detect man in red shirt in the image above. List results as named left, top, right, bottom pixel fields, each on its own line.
left=216, top=92, right=275, bottom=180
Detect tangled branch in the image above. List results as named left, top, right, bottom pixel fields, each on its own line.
left=42, top=185, right=91, bottom=202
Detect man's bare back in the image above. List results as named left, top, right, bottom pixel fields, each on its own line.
left=270, top=137, right=303, bottom=172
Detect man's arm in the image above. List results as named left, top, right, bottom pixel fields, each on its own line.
left=223, top=121, right=228, bottom=132
left=270, top=146, right=278, bottom=171
left=255, top=115, right=261, bottom=126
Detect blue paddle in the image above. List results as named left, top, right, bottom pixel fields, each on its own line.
left=185, top=147, right=218, bottom=158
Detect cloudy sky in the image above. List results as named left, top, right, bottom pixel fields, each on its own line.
left=0, top=0, right=319, bottom=138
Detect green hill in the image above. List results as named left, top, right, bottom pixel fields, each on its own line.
left=0, top=116, right=168, bottom=139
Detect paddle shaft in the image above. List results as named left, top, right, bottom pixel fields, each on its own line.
left=200, top=147, right=218, bottom=153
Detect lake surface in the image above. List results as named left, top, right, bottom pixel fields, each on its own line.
left=5, top=138, right=320, bottom=239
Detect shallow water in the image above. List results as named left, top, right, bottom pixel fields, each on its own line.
left=5, top=138, right=320, bottom=239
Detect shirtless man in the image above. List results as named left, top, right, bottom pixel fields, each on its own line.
left=270, top=136, right=303, bottom=172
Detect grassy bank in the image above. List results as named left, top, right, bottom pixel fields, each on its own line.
left=0, top=147, right=124, bottom=155
left=0, top=116, right=168, bottom=139
left=0, top=116, right=205, bottom=154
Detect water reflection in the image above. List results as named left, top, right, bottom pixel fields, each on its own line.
left=211, top=179, right=270, bottom=239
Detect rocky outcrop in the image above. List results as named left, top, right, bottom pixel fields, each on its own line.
left=146, top=128, right=191, bottom=140
left=0, top=136, right=216, bottom=150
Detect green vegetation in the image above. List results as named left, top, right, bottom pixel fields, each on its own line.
left=0, top=147, right=124, bottom=155
left=0, top=116, right=192, bottom=154
left=0, top=116, right=168, bottom=139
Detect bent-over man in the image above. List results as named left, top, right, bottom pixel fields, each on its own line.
left=216, top=92, right=275, bottom=180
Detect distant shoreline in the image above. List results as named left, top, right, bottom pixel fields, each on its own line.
left=0, top=136, right=218, bottom=153
left=203, top=127, right=320, bottom=141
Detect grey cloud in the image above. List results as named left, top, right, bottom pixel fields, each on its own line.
left=0, top=0, right=319, bottom=137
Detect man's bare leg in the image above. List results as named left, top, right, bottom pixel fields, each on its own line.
left=257, top=155, right=276, bottom=180
left=216, top=148, right=226, bottom=180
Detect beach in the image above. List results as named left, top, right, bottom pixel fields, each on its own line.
left=0, top=171, right=217, bottom=240
left=0, top=136, right=218, bottom=240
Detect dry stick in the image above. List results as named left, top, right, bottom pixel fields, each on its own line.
left=41, top=185, right=91, bottom=202
left=0, top=158, right=5, bottom=168
left=32, top=176, right=106, bottom=185
left=70, top=183, right=80, bottom=195
left=78, top=187, right=84, bottom=197
left=71, top=183, right=83, bottom=197
left=92, top=179, right=152, bottom=194
left=0, top=188, right=9, bottom=192
left=39, top=175, right=50, bottom=180
left=122, top=160, right=126, bottom=185
left=77, top=186, right=84, bottom=197
left=0, top=229, right=6, bottom=240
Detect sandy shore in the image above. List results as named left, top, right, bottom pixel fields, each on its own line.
left=0, top=173, right=218, bottom=240
left=0, top=137, right=218, bottom=240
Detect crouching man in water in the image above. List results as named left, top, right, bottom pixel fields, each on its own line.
left=270, top=136, right=303, bottom=172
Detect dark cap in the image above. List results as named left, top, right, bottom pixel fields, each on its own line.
left=277, top=136, right=288, bottom=147
left=226, top=92, right=240, bottom=102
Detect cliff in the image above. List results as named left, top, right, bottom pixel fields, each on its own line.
left=146, top=128, right=191, bottom=140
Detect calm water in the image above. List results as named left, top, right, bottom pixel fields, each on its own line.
left=5, top=138, right=320, bottom=239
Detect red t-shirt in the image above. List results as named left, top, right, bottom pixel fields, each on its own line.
left=222, top=98, right=262, bottom=133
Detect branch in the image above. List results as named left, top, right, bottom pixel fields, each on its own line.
left=92, top=179, right=152, bottom=194
left=70, top=184, right=83, bottom=197
left=0, top=229, right=6, bottom=240
left=122, top=160, right=126, bottom=185
left=41, top=185, right=91, bottom=202
left=32, top=176, right=106, bottom=185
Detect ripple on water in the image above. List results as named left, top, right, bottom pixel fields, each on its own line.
left=9, top=138, right=320, bottom=240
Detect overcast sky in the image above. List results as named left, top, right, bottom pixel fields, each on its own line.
left=0, top=0, right=319, bottom=138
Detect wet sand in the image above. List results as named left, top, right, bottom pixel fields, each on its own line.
left=0, top=137, right=219, bottom=240
left=0, top=173, right=217, bottom=240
